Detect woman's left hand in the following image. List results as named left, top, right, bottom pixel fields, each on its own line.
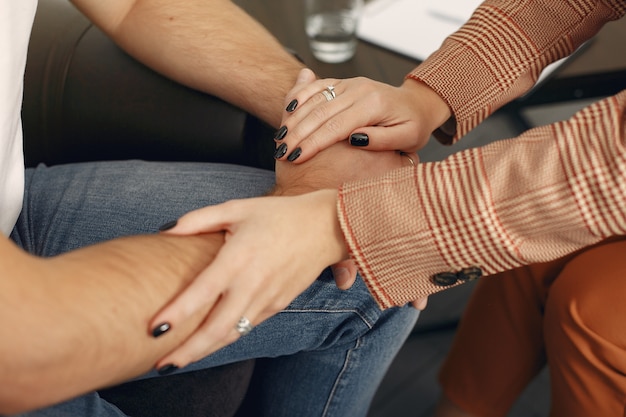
left=274, top=69, right=451, bottom=164
left=149, top=189, right=347, bottom=371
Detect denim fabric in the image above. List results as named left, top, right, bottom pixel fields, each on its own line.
left=10, top=161, right=418, bottom=417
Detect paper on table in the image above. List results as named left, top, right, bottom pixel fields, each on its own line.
left=357, top=0, right=572, bottom=87
left=357, top=0, right=480, bottom=61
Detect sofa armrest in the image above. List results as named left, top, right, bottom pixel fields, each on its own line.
left=22, top=0, right=274, bottom=170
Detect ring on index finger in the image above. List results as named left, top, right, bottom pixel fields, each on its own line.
left=321, top=85, right=336, bottom=101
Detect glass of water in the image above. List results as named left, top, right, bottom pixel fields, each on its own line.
left=304, top=0, right=364, bottom=63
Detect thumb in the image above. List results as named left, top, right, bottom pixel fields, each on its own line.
left=160, top=201, right=239, bottom=236
left=331, top=260, right=358, bottom=290
left=296, top=68, right=317, bottom=85
left=411, top=297, right=429, bottom=310
left=350, top=124, right=422, bottom=153
left=284, top=68, right=318, bottom=110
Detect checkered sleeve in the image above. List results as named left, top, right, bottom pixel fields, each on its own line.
left=338, top=91, right=626, bottom=309
left=408, top=0, right=626, bottom=143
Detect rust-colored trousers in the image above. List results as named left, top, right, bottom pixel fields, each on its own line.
left=439, top=237, right=626, bottom=417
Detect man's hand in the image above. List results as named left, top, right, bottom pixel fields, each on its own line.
left=273, top=139, right=415, bottom=195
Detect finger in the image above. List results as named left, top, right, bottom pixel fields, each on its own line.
left=347, top=124, right=423, bottom=153
left=281, top=88, right=389, bottom=164
left=284, top=78, right=342, bottom=112
left=288, top=81, right=347, bottom=127
left=156, top=266, right=274, bottom=369
left=279, top=99, right=359, bottom=163
left=161, top=199, right=259, bottom=236
left=281, top=78, right=344, bottom=132
left=283, top=68, right=318, bottom=112
left=157, top=205, right=232, bottom=236
left=277, top=95, right=358, bottom=163
left=149, top=240, right=249, bottom=346
left=149, top=264, right=225, bottom=342
left=331, top=260, right=358, bottom=290
left=280, top=82, right=408, bottom=163
left=155, top=291, right=252, bottom=370
left=411, top=297, right=428, bottom=310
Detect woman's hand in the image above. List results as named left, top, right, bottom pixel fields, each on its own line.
left=150, top=189, right=346, bottom=371
left=273, top=68, right=451, bottom=164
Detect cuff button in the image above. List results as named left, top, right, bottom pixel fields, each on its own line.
left=458, top=266, right=483, bottom=282
left=432, top=271, right=459, bottom=287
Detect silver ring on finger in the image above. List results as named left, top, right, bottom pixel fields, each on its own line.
left=321, top=85, right=336, bottom=101
left=235, top=316, right=253, bottom=336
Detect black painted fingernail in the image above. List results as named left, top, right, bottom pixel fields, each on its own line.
left=287, top=147, right=302, bottom=162
left=286, top=99, right=298, bottom=112
left=350, top=133, right=369, bottom=147
left=158, top=220, right=177, bottom=232
left=274, top=143, right=288, bottom=159
left=157, top=364, right=179, bottom=375
left=274, top=125, right=288, bottom=140
left=152, top=322, right=171, bottom=338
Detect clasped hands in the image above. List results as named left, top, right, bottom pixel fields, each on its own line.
left=150, top=68, right=443, bottom=371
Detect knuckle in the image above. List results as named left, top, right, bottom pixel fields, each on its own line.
left=266, top=301, right=285, bottom=317
left=288, top=124, right=308, bottom=143
left=256, top=290, right=287, bottom=316
left=324, top=117, right=342, bottom=135
left=366, top=89, right=385, bottom=108
left=311, top=90, right=327, bottom=106
left=268, top=294, right=291, bottom=313
left=310, top=105, right=329, bottom=123
left=302, top=134, right=326, bottom=155
left=375, top=92, right=387, bottom=107
left=213, top=323, right=234, bottom=342
left=225, top=332, right=240, bottom=345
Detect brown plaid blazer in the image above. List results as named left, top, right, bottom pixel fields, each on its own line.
left=338, top=0, right=626, bottom=308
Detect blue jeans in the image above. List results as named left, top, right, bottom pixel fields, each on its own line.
left=10, top=161, right=418, bottom=417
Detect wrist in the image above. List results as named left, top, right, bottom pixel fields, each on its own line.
left=401, top=78, right=453, bottom=136
left=271, top=187, right=348, bottom=262
left=272, top=160, right=340, bottom=197
left=312, top=189, right=349, bottom=262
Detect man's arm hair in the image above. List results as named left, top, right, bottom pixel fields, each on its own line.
left=70, top=0, right=304, bottom=128
left=0, top=233, right=223, bottom=414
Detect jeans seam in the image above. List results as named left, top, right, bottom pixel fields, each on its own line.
left=320, top=335, right=362, bottom=417
left=280, top=309, right=376, bottom=330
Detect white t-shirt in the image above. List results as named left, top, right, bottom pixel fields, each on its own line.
left=0, top=1, right=37, bottom=235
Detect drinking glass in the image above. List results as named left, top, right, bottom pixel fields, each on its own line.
left=304, top=0, right=364, bottom=63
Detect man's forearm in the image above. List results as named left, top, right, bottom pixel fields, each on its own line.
left=71, top=0, right=304, bottom=128
left=0, top=233, right=224, bottom=414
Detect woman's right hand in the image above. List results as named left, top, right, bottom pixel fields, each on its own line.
left=273, top=68, right=451, bottom=164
